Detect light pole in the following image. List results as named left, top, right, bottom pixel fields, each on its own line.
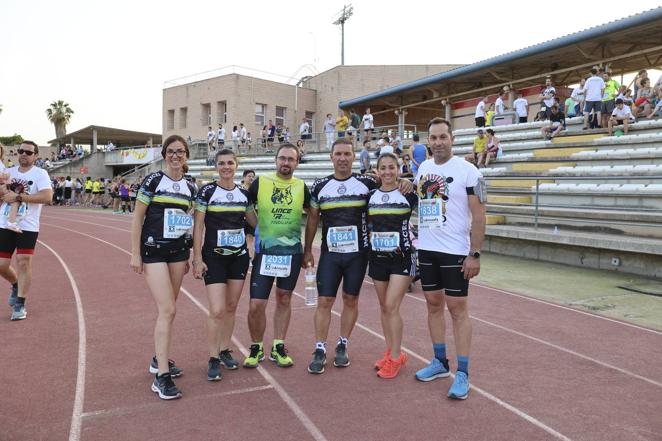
left=333, top=4, right=353, bottom=66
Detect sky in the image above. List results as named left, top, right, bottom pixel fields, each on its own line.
left=2, top=0, right=661, bottom=145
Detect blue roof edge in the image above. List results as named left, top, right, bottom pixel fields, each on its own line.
left=339, top=7, right=662, bottom=109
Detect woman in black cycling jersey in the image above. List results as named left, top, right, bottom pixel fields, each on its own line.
left=130, top=135, right=196, bottom=400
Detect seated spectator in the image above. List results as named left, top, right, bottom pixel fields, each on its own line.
left=634, top=69, right=648, bottom=97
left=296, top=139, right=307, bottom=163
left=465, top=129, right=487, bottom=166
left=646, top=88, right=662, bottom=118
left=570, top=78, right=586, bottom=117
left=379, top=138, right=394, bottom=156
left=541, top=105, right=566, bottom=139
left=608, top=98, right=634, bottom=136
left=483, top=129, right=501, bottom=167
left=400, top=155, right=414, bottom=178
left=634, top=78, right=654, bottom=117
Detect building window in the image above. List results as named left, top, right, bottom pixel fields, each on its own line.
left=179, top=107, right=187, bottom=129
left=201, top=103, right=211, bottom=126
left=167, top=110, right=175, bottom=130
left=275, top=106, right=286, bottom=127
left=217, top=101, right=227, bottom=124
left=255, top=103, right=266, bottom=126
left=305, top=111, right=314, bottom=132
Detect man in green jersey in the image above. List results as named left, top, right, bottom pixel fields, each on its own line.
left=243, top=143, right=311, bottom=368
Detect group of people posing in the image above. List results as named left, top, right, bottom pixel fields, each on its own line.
left=129, top=117, right=486, bottom=402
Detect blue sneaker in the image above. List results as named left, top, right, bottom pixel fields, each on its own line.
left=11, top=304, right=27, bottom=321
left=415, top=358, right=450, bottom=382
left=8, top=284, right=18, bottom=307
left=448, top=371, right=469, bottom=400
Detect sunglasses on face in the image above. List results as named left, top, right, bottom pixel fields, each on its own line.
left=17, top=149, right=35, bottom=156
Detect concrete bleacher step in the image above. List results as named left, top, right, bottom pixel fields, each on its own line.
left=550, top=134, right=605, bottom=144
left=533, top=147, right=590, bottom=158
left=510, top=162, right=576, bottom=172
left=487, top=195, right=532, bottom=204
left=486, top=215, right=505, bottom=225
left=488, top=179, right=554, bottom=188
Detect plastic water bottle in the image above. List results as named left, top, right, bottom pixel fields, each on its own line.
left=304, top=266, right=317, bottom=306
left=553, top=226, right=559, bottom=235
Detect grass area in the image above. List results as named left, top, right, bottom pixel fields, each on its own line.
left=474, top=253, right=662, bottom=331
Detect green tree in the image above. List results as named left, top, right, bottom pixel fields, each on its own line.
left=46, top=100, right=74, bottom=139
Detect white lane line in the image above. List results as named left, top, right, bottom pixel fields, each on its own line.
left=81, top=385, right=274, bottom=420
left=38, top=240, right=87, bottom=441
left=288, top=289, right=573, bottom=441
left=43, top=215, right=130, bottom=233
left=42, top=222, right=328, bottom=441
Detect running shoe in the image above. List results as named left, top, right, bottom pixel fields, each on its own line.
left=149, top=356, right=183, bottom=377
left=151, top=373, right=182, bottom=400
left=333, top=342, right=350, bottom=367
left=269, top=343, right=294, bottom=367
left=219, top=349, right=239, bottom=370
left=207, top=357, right=223, bottom=381
left=374, top=349, right=390, bottom=371
left=307, top=349, right=326, bottom=374
left=448, top=371, right=470, bottom=400
left=415, top=358, right=450, bottom=382
left=10, top=304, right=26, bottom=321
left=8, top=284, right=18, bottom=307
left=243, top=344, right=265, bottom=368
left=377, top=352, right=407, bottom=379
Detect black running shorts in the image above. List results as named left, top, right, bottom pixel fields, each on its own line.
left=0, top=228, right=39, bottom=258
left=250, top=253, right=303, bottom=299
left=368, top=251, right=416, bottom=282
left=141, top=243, right=190, bottom=264
left=202, top=250, right=249, bottom=285
left=418, top=250, right=469, bottom=296
left=317, top=250, right=368, bottom=297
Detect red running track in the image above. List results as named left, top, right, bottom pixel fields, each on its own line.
left=2, top=206, right=661, bottom=441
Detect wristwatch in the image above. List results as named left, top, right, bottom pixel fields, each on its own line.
left=469, top=251, right=480, bottom=258
left=15, top=195, right=22, bottom=203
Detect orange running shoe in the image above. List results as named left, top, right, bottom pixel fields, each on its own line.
left=377, top=352, right=406, bottom=379
left=374, top=349, right=390, bottom=370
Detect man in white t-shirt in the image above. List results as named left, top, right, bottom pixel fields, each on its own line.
left=207, top=126, right=215, bottom=150
left=494, top=91, right=507, bottom=115
left=323, top=113, right=336, bottom=150
left=240, top=123, right=248, bottom=149
left=474, top=97, right=486, bottom=127
left=413, top=118, right=485, bottom=400
left=582, top=68, right=606, bottom=129
left=570, top=78, right=586, bottom=117
left=608, top=98, right=634, bottom=136
left=217, top=124, right=225, bottom=149
left=299, top=118, right=310, bottom=140
left=539, top=78, right=556, bottom=118
left=362, top=108, right=374, bottom=142
left=1, top=141, right=53, bottom=321
left=513, top=92, right=529, bottom=123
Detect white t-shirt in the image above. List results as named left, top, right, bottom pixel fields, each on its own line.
left=571, top=86, right=585, bottom=102
left=495, top=97, right=505, bottom=114
left=541, top=87, right=556, bottom=107
left=217, top=128, right=225, bottom=141
left=324, top=119, right=335, bottom=133
left=231, top=130, right=238, bottom=140
left=379, top=145, right=394, bottom=155
left=0, top=166, right=51, bottom=232
left=612, top=105, right=633, bottom=120
left=414, top=156, right=482, bottom=255
left=362, top=113, right=374, bottom=129
left=475, top=101, right=486, bottom=118
left=240, top=127, right=247, bottom=140
left=584, top=76, right=606, bottom=102
left=299, top=122, right=309, bottom=135
left=513, top=98, right=528, bottom=117
left=207, top=131, right=215, bottom=142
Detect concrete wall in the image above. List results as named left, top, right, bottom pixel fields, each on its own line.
left=49, top=152, right=111, bottom=180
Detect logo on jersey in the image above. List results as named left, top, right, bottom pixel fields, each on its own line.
left=337, top=183, right=347, bottom=195
left=226, top=192, right=234, bottom=201
left=271, top=185, right=293, bottom=205
left=381, top=193, right=390, bottom=202
left=173, top=182, right=180, bottom=192
left=9, top=179, right=32, bottom=195
left=418, top=174, right=452, bottom=201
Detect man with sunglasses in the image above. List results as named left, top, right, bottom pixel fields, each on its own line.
left=243, top=143, right=311, bottom=368
left=1, top=141, right=53, bottom=320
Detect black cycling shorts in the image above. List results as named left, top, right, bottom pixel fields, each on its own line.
left=368, top=251, right=416, bottom=282
left=418, top=250, right=469, bottom=296
left=202, top=250, right=249, bottom=285
left=0, top=228, right=39, bottom=258
left=141, top=239, right=191, bottom=264
left=317, top=250, right=368, bottom=297
left=250, top=253, right=303, bottom=300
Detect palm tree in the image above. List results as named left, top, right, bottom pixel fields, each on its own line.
left=46, top=100, right=74, bottom=139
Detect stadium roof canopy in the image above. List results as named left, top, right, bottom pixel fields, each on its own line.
left=340, top=7, right=662, bottom=114
left=49, top=125, right=162, bottom=147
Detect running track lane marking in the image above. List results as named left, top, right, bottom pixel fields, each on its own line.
left=42, top=218, right=662, bottom=387
left=38, top=240, right=87, bottom=441
left=44, top=213, right=662, bottom=336
left=40, top=223, right=328, bottom=441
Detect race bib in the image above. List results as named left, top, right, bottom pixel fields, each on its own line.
left=260, top=254, right=292, bottom=278
left=326, top=225, right=359, bottom=253
left=419, top=199, right=443, bottom=229
left=217, top=228, right=245, bottom=247
left=2, top=202, right=27, bottom=219
left=163, top=208, right=193, bottom=239
left=370, top=232, right=400, bottom=252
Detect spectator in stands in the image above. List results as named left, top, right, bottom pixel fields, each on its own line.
left=240, top=123, right=248, bottom=149
left=410, top=133, right=427, bottom=175
left=379, top=137, right=394, bottom=156
left=362, top=108, right=374, bottom=141
left=635, top=78, right=654, bottom=117
left=541, top=104, right=566, bottom=140
left=634, top=70, right=648, bottom=97
left=653, top=74, right=662, bottom=94
left=513, top=92, right=529, bottom=123
left=601, top=71, right=620, bottom=129
left=323, top=113, right=335, bottom=150
left=336, top=110, right=349, bottom=138
left=207, top=127, right=215, bottom=150
left=582, top=68, right=605, bottom=130
left=474, top=97, right=487, bottom=127
left=466, top=129, right=487, bottom=167
left=539, top=78, right=556, bottom=119
left=231, top=125, right=239, bottom=151
left=246, top=132, right=252, bottom=150
left=349, top=109, right=361, bottom=142
left=359, top=139, right=371, bottom=174
left=485, top=103, right=495, bottom=126
left=400, top=154, right=413, bottom=178
left=296, top=139, right=307, bottom=163
left=276, top=124, right=284, bottom=145
left=646, top=89, right=662, bottom=118
left=299, top=117, right=310, bottom=140
left=217, top=124, right=225, bottom=149
left=283, top=127, right=291, bottom=143
left=483, top=129, right=501, bottom=167
left=266, top=120, right=276, bottom=152
left=494, top=91, right=507, bottom=115
left=608, top=98, right=634, bottom=136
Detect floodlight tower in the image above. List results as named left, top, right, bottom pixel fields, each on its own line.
left=333, top=4, right=354, bottom=65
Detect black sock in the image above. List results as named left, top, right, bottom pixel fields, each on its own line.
left=15, top=296, right=25, bottom=306
left=12, top=282, right=18, bottom=290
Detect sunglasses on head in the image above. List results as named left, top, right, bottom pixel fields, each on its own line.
left=17, top=149, right=35, bottom=156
